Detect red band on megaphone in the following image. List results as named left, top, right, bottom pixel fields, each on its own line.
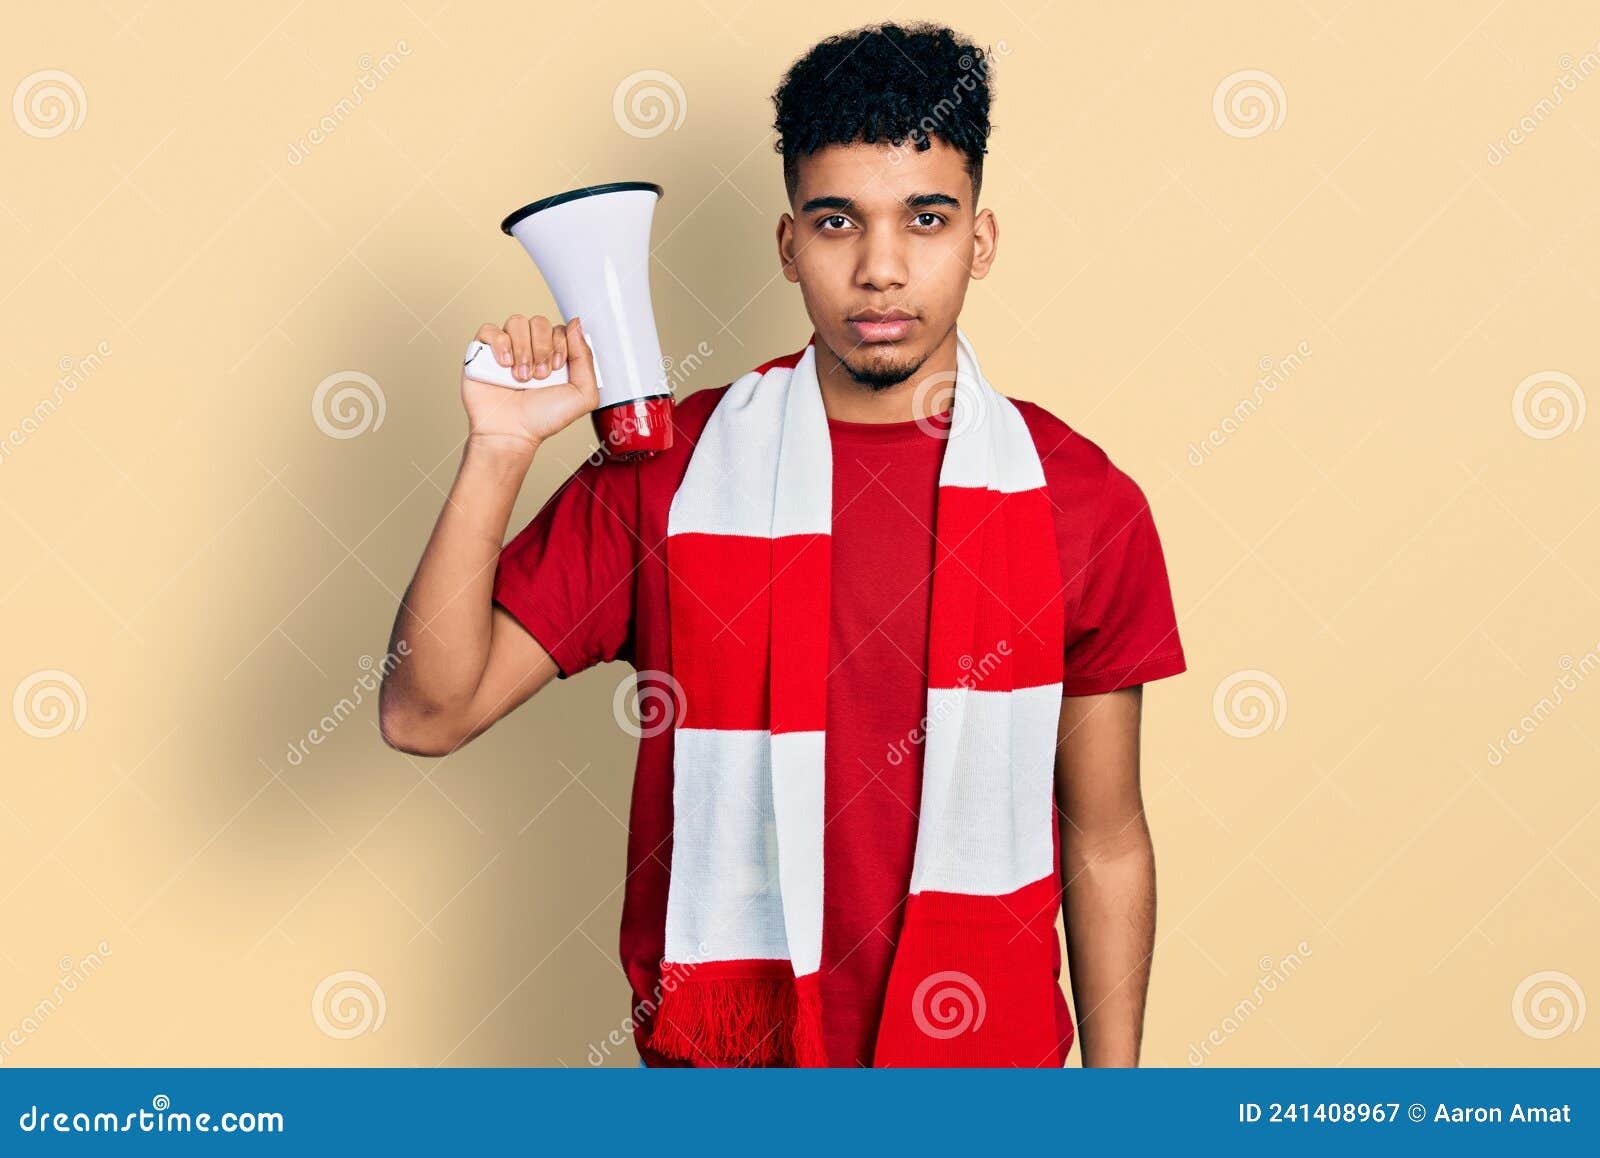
left=594, top=394, right=674, bottom=460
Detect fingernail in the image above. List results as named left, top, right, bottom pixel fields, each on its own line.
left=516, top=363, right=529, bottom=380
left=552, top=350, right=565, bottom=370
left=533, top=362, right=548, bottom=377
left=497, top=350, right=511, bottom=366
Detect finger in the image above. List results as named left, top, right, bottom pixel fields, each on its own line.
left=505, top=314, right=532, bottom=381
left=529, top=316, right=554, bottom=380
left=550, top=324, right=568, bottom=372
left=563, top=316, right=600, bottom=406
left=474, top=322, right=513, bottom=367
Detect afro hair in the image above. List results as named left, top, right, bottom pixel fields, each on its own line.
left=771, top=21, right=997, bottom=204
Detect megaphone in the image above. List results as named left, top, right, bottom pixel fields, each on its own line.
left=463, top=181, right=672, bottom=460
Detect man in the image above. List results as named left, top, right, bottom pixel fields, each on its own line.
left=379, top=20, right=1186, bottom=1068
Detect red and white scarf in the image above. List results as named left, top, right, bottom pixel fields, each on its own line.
left=650, top=328, right=1067, bottom=1067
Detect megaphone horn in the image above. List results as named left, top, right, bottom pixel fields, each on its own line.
left=464, top=181, right=673, bottom=460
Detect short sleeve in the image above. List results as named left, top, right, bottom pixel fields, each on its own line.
left=492, top=452, right=638, bottom=679
left=1061, top=463, right=1186, bottom=696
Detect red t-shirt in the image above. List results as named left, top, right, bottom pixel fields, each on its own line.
left=491, top=346, right=1187, bottom=1067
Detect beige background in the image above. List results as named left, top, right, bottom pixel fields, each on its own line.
left=2, top=1, right=1596, bottom=1067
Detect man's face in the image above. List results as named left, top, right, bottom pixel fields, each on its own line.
left=777, top=137, right=997, bottom=390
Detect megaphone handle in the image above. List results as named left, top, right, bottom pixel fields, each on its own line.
left=462, top=338, right=571, bottom=389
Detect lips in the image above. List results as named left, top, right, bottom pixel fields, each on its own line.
left=848, top=310, right=916, bottom=343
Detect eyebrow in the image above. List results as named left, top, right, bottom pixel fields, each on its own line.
left=798, top=192, right=962, bottom=214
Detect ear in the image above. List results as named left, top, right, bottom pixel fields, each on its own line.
left=776, top=213, right=800, bottom=283
left=970, top=207, right=998, bottom=281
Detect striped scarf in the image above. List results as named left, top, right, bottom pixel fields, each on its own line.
left=650, top=328, right=1066, bottom=1066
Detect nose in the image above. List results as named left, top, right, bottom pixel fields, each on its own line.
left=854, top=224, right=908, bottom=292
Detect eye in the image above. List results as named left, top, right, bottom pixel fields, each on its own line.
left=913, top=212, right=945, bottom=229
left=819, top=214, right=851, bottom=231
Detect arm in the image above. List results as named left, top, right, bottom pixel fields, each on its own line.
left=378, top=314, right=600, bottom=756
left=377, top=443, right=559, bottom=756
left=1054, top=684, right=1154, bottom=1067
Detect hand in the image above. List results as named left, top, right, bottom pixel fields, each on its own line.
left=460, top=314, right=600, bottom=456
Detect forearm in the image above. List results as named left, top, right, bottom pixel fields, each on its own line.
left=1061, top=820, right=1156, bottom=1066
left=381, top=436, right=536, bottom=725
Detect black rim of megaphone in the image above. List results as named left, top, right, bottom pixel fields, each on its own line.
left=500, top=181, right=664, bottom=235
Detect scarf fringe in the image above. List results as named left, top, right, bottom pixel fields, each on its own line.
left=790, top=976, right=828, bottom=1066
left=648, top=975, right=829, bottom=1067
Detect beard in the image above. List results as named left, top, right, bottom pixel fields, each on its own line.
left=835, top=343, right=928, bottom=392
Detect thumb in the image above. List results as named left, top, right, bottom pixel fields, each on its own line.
left=564, top=317, right=600, bottom=406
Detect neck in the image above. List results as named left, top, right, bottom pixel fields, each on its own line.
left=813, top=323, right=960, bottom=424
